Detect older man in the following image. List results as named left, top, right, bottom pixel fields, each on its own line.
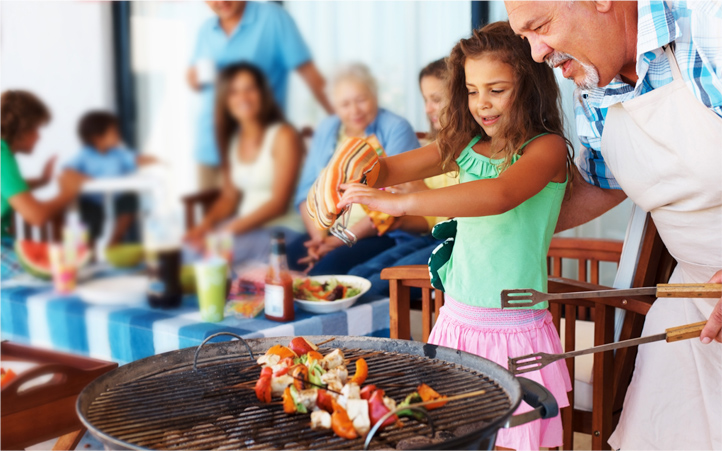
left=188, top=1, right=332, bottom=189
left=507, top=1, right=722, bottom=449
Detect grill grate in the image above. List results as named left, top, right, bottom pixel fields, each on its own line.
left=85, top=347, right=512, bottom=450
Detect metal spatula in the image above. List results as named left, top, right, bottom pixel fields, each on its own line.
left=508, top=320, right=707, bottom=375
left=501, top=283, right=722, bottom=309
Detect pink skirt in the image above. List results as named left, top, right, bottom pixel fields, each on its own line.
left=428, top=296, right=572, bottom=450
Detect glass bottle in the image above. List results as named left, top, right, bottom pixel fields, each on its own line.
left=264, top=231, right=294, bottom=322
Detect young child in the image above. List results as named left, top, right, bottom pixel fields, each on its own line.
left=66, top=111, right=155, bottom=246
left=337, top=22, right=573, bottom=450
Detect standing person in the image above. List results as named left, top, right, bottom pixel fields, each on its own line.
left=337, top=23, right=573, bottom=450
left=183, top=63, right=305, bottom=266
left=1, top=90, right=85, bottom=279
left=347, top=58, right=458, bottom=297
left=288, top=63, right=421, bottom=275
left=188, top=1, right=332, bottom=189
left=506, top=1, right=722, bottom=449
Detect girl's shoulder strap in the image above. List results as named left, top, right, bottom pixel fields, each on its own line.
left=520, top=133, right=549, bottom=151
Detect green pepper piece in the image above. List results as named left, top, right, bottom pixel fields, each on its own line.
left=289, top=386, right=308, bottom=414
left=396, top=392, right=424, bottom=420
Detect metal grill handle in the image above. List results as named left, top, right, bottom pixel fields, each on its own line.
left=193, top=332, right=255, bottom=371
left=364, top=407, right=434, bottom=451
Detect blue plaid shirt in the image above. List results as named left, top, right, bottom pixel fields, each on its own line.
left=575, top=0, right=722, bottom=189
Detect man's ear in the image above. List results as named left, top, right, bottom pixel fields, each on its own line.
left=593, top=1, right=613, bottom=13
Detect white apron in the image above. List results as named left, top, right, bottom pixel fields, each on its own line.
left=602, top=46, right=722, bottom=450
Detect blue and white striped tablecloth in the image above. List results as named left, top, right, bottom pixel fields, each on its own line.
left=1, top=280, right=390, bottom=365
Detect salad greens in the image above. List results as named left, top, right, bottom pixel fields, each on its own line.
left=293, top=278, right=362, bottom=302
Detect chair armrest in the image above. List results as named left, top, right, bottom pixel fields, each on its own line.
left=380, top=265, right=429, bottom=281
left=181, top=188, right=221, bottom=205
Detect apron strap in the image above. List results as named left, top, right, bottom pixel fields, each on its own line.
left=663, top=44, right=684, bottom=82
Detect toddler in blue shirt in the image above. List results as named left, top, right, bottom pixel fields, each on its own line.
left=66, top=111, right=156, bottom=246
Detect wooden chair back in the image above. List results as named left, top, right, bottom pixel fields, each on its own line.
left=181, top=188, right=222, bottom=231
left=9, top=210, right=64, bottom=242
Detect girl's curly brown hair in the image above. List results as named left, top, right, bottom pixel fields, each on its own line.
left=1, top=90, right=51, bottom=146
left=437, top=21, right=573, bottom=175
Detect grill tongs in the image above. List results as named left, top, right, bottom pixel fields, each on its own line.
left=509, top=320, right=708, bottom=375
left=501, top=283, right=722, bottom=309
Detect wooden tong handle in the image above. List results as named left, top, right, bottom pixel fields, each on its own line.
left=665, top=320, right=707, bottom=342
left=656, top=283, right=722, bottom=298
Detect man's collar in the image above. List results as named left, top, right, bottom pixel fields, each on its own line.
left=212, top=2, right=258, bottom=35
left=578, top=1, right=680, bottom=109
left=635, top=0, right=679, bottom=57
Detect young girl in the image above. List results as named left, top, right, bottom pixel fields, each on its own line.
left=337, top=22, right=572, bottom=450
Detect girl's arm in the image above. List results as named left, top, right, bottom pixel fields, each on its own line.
left=341, top=134, right=568, bottom=218
left=223, top=125, right=303, bottom=236
left=371, top=141, right=446, bottom=188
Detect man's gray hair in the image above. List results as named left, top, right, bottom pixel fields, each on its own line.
left=330, top=63, right=378, bottom=98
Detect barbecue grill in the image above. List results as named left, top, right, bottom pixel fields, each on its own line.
left=77, top=335, right=557, bottom=450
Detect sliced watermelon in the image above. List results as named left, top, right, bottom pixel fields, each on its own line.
left=14, top=240, right=91, bottom=280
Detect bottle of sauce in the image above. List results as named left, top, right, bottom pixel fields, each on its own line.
left=265, top=231, right=294, bottom=322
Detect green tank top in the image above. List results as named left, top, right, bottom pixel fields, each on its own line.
left=436, top=134, right=567, bottom=309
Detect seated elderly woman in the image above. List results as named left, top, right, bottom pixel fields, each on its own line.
left=183, top=62, right=305, bottom=265
left=288, top=63, right=421, bottom=275
left=347, top=58, right=458, bottom=296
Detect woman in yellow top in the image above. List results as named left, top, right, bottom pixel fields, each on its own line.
left=347, top=59, right=458, bottom=297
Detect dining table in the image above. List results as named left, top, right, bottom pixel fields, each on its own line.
left=0, top=267, right=390, bottom=365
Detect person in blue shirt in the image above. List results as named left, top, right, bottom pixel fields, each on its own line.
left=66, top=112, right=156, bottom=246
left=287, top=63, right=422, bottom=275
left=188, top=1, right=332, bottom=189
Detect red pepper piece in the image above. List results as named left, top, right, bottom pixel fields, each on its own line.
left=360, top=384, right=377, bottom=400
left=317, top=389, right=334, bottom=413
left=255, top=367, right=273, bottom=403
left=369, top=390, right=397, bottom=430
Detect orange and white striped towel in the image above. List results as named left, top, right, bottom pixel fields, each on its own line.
left=306, top=136, right=384, bottom=230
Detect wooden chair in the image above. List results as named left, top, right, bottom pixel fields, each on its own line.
left=381, top=206, right=675, bottom=450
left=181, top=188, right=222, bottom=231
left=1, top=342, right=117, bottom=450
left=9, top=210, right=64, bottom=242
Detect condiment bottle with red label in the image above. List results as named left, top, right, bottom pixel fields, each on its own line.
left=264, top=231, right=294, bottom=322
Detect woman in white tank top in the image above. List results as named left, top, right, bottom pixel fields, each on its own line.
left=184, top=63, right=304, bottom=265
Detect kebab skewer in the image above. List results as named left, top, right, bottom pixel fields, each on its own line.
left=250, top=337, right=448, bottom=440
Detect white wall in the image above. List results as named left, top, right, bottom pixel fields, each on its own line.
left=286, top=1, right=471, bottom=132
left=0, top=1, right=116, bottom=199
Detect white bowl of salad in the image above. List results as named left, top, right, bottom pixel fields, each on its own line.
left=293, top=275, right=371, bottom=314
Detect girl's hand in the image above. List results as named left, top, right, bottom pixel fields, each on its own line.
left=338, top=183, right=408, bottom=217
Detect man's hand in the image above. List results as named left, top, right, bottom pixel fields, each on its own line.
left=700, top=270, right=722, bottom=344
left=187, top=67, right=201, bottom=91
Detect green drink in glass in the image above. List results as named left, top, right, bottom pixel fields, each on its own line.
left=194, top=258, right=228, bottom=322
